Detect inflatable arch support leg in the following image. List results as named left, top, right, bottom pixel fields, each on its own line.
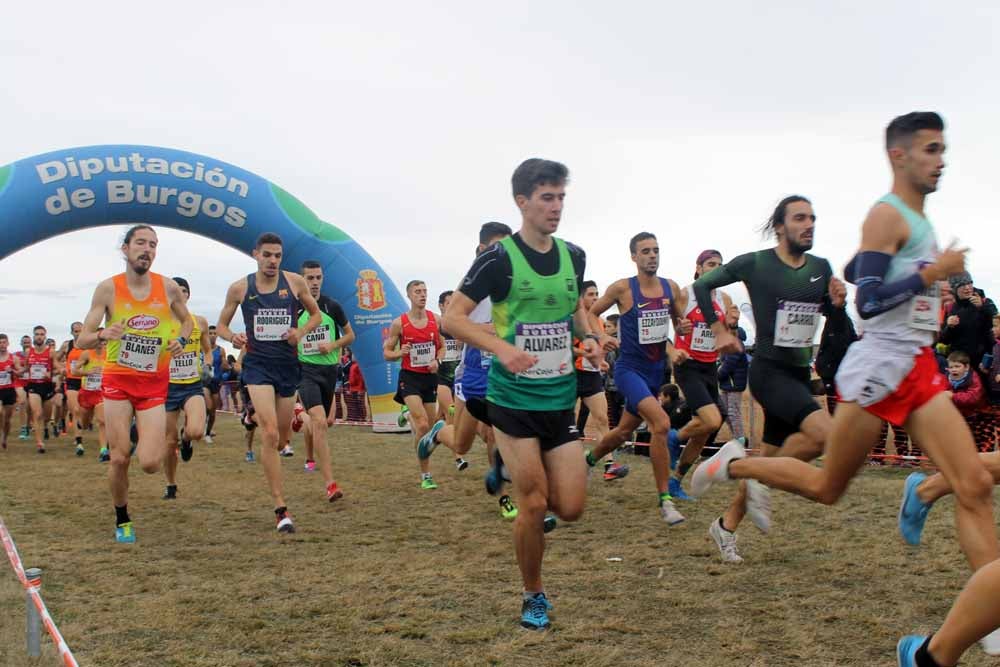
left=0, top=145, right=407, bottom=431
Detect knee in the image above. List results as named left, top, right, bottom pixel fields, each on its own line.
left=648, top=417, right=671, bottom=437
left=554, top=502, right=585, bottom=523
left=518, top=491, right=548, bottom=517
left=411, top=415, right=430, bottom=435
left=954, top=468, right=994, bottom=507
left=185, top=425, right=205, bottom=441
left=110, top=452, right=130, bottom=468
left=704, top=412, right=723, bottom=433
left=814, top=478, right=848, bottom=506
left=260, top=424, right=279, bottom=443
left=141, top=460, right=161, bottom=474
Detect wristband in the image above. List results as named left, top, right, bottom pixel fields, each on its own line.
left=583, top=333, right=600, bottom=342
left=176, top=336, right=189, bottom=348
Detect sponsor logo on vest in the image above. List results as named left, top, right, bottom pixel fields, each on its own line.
left=127, top=315, right=160, bottom=330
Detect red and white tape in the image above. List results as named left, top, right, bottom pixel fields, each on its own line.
left=0, top=516, right=79, bottom=667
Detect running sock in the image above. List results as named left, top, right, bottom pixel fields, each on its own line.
left=718, top=516, right=734, bottom=534
left=115, top=505, right=130, bottom=526
left=674, top=463, right=692, bottom=480
left=522, top=590, right=543, bottom=601
left=306, top=459, right=315, bottom=464
left=421, top=473, right=433, bottom=481
left=274, top=506, right=288, bottom=517
left=585, top=450, right=597, bottom=467
left=915, top=636, right=944, bottom=667
left=75, top=436, right=82, bottom=445
left=659, top=491, right=671, bottom=504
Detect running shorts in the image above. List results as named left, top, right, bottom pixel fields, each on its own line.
left=614, top=363, right=662, bottom=418
left=166, top=381, right=205, bottom=413
left=298, top=363, right=338, bottom=413
left=749, top=356, right=820, bottom=447
left=394, top=369, right=438, bottom=405
left=673, top=358, right=720, bottom=413
left=486, top=402, right=578, bottom=452
left=576, top=369, right=604, bottom=399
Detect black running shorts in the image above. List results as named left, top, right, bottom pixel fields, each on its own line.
left=748, top=356, right=820, bottom=447
left=394, top=369, right=438, bottom=405
left=673, top=358, right=720, bottom=413
left=576, top=369, right=604, bottom=399
left=486, top=402, right=579, bottom=452
left=298, top=363, right=338, bottom=414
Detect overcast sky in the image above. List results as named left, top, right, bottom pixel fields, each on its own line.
left=2, top=1, right=999, bottom=349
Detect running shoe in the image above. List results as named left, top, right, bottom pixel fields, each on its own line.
left=499, top=495, right=518, bottom=520
left=36, top=444, right=45, bottom=454
left=397, top=406, right=410, bottom=428
left=895, top=635, right=924, bottom=666
left=659, top=498, right=685, bottom=525
left=520, top=592, right=551, bottom=630
left=326, top=481, right=343, bottom=502
left=116, top=522, right=135, bottom=543
left=667, top=477, right=692, bottom=500
left=981, top=628, right=1000, bottom=655
left=690, top=438, right=745, bottom=497
left=668, top=428, right=682, bottom=470
left=898, top=472, right=930, bottom=546
left=99, top=447, right=110, bottom=462
left=204, top=434, right=214, bottom=444
left=245, top=450, right=255, bottom=463
left=603, top=462, right=630, bottom=481
left=304, top=460, right=316, bottom=472
left=543, top=515, right=557, bottom=533
left=43, top=426, right=49, bottom=441
left=276, top=510, right=295, bottom=533
left=280, top=445, right=294, bottom=457
left=417, top=420, right=445, bottom=460
left=709, top=518, right=743, bottom=563
left=75, top=444, right=85, bottom=457
left=18, top=426, right=28, bottom=440
left=179, top=439, right=193, bottom=462
left=421, top=475, right=438, bottom=490
left=162, top=486, right=177, bottom=500
left=455, top=457, right=469, bottom=471
left=745, top=480, right=771, bottom=533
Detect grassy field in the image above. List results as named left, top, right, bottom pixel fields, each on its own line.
left=0, top=413, right=996, bottom=667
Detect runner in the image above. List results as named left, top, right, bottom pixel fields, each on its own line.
left=216, top=232, right=322, bottom=533
left=383, top=280, right=461, bottom=489
left=667, top=250, right=735, bottom=502
left=76, top=224, right=192, bottom=543
left=73, top=335, right=108, bottom=461
left=0, top=334, right=24, bottom=450
left=436, top=291, right=462, bottom=429
left=444, top=158, right=601, bottom=630
left=573, top=281, right=611, bottom=462
left=691, top=113, right=1000, bottom=656
left=24, top=326, right=57, bottom=453
left=296, top=259, right=354, bottom=500
left=56, top=321, right=85, bottom=455
left=14, top=335, right=30, bottom=440
left=161, top=277, right=213, bottom=500
left=584, top=232, right=688, bottom=525
left=450, top=221, right=518, bottom=518
left=202, top=324, right=230, bottom=444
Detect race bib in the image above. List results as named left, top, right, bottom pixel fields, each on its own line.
left=169, top=351, right=199, bottom=381
left=29, top=364, right=48, bottom=381
left=253, top=308, right=291, bottom=342
left=117, top=333, right=162, bottom=373
left=480, top=350, right=494, bottom=370
left=774, top=301, right=821, bottom=348
left=515, top=321, right=572, bottom=378
left=0, top=371, right=11, bottom=386
left=908, top=284, right=941, bottom=332
left=443, top=338, right=462, bottom=362
left=300, top=324, right=331, bottom=355
left=638, top=308, right=671, bottom=345
left=408, top=341, right=435, bottom=367
left=690, top=322, right=716, bottom=353
left=84, top=372, right=102, bottom=391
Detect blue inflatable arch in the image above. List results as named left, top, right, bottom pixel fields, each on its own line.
left=0, top=145, right=407, bottom=428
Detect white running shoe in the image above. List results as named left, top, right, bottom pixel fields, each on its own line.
left=690, top=439, right=746, bottom=498
left=709, top=518, right=743, bottom=563
left=659, top=498, right=686, bottom=526
left=280, top=445, right=294, bottom=457
left=204, top=434, right=214, bottom=444
left=745, top=480, right=771, bottom=534
left=981, top=628, right=1000, bottom=655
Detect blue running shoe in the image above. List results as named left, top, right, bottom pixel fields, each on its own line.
left=417, top=420, right=445, bottom=460
left=668, top=429, right=682, bottom=471
left=899, top=472, right=930, bottom=546
left=896, top=635, right=925, bottom=666
left=668, top=477, right=693, bottom=501
left=116, top=522, right=136, bottom=544
left=245, top=450, right=255, bottom=463
left=520, top=592, right=551, bottom=630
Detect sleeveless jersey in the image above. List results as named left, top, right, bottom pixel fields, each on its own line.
left=400, top=311, right=440, bottom=374
left=26, top=347, right=53, bottom=384
left=617, top=276, right=673, bottom=372
left=65, top=343, right=83, bottom=380
left=169, top=315, right=203, bottom=384
left=297, top=296, right=342, bottom=366
left=211, top=347, right=223, bottom=378
left=104, top=272, right=174, bottom=383
left=241, top=272, right=300, bottom=364
left=676, top=285, right=725, bottom=363
left=861, top=193, right=940, bottom=348
left=455, top=297, right=493, bottom=396
left=79, top=352, right=105, bottom=392
left=0, top=355, right=15, bottom=389
left=488, top=236, right=579, bottom=411
left=575, top=316, right=605, bottom=372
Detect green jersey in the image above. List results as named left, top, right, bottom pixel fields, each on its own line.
left=487, top=236, right=579, bottom=411
left=297, top=295, right=348, bottom=366
left=693, top=249, right=838, bottom=367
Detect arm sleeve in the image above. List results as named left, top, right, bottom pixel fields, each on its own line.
left=458, top=245, right=511, bottom=303
left=845, top=251, right=926, bottom=320
left=567, top=242, right=588, bottom=293
left=328, top=300, right=349, bottom=328
left=693, top=253, right=752, bottom=326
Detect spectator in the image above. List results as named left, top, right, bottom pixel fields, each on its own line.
left=336, top=348, right=353, bottom=421
left=948, top=350, right=986, bottom=418
left=940, top=272, right=997, bottom=374
left=718, top=326, right=749, bottom=441
left=659, top=384, right=692, bottom=433
left=984, top=315, right=1000, bottom=406
left=347, top=358, right=367, bottom=422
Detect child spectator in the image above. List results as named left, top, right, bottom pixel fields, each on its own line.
left=948, top=350, right=986, bottom=418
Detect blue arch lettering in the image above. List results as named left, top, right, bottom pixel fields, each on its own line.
left=0, top=145, right=407, bottom=428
